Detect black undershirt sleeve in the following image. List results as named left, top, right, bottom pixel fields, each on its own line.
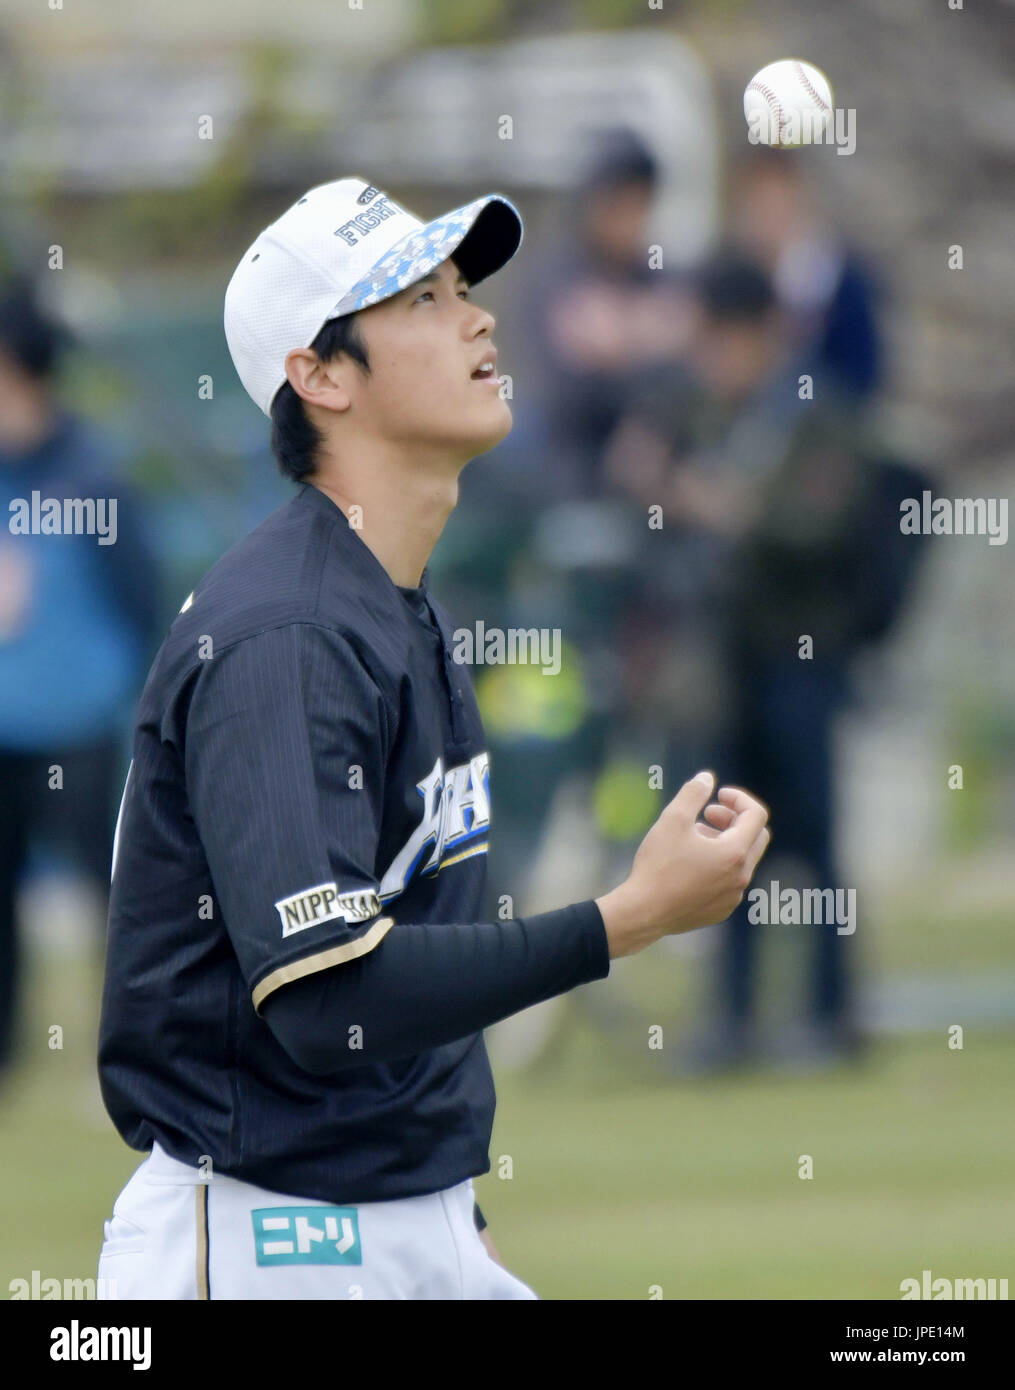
left=261, top=899, right=610, bottom=1076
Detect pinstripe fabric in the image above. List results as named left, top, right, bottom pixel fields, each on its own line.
left=98, top=483, right=499, bottom=1203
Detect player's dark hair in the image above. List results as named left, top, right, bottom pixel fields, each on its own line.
left=269, top=311, right=370, bottom=484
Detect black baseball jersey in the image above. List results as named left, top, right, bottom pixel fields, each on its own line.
left=98, top=481, right=503, bottom=1202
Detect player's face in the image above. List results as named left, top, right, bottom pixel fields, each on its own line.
left=349, top=257, right=512, bottom=461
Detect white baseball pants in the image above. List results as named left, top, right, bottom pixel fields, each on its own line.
left=98, top=1142, right=538, bottom=1300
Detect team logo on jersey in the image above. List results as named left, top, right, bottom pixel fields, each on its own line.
left=275, top=882, right=381, bottom=937
left=378, top=751, right=490, bottom=903
left=252, top=1206, right=362, bottom=1266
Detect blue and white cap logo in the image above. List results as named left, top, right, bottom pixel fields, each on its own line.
left=224, top=176, right=523, bottom=418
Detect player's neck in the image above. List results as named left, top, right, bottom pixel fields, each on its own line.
left=308, top=450, right=462, bottom=590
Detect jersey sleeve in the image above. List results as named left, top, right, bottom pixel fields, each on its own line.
left=183, top=622, right=395, bottom=1013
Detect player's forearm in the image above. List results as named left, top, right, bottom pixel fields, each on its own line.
left=261, top=899, right=610, bottom=1074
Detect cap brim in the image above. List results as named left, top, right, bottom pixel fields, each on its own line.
left=449, top=198, right=522, bottom=285
left=327, top=193, right=523, bottom=320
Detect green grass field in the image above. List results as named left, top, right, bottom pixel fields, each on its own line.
left=1, top=931, right=1012, bottom=1301
left=482, top=1025, right=1014, bottom=1299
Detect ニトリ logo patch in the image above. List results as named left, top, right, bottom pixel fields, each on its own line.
left=252, top=1206, right=361, bottom=1266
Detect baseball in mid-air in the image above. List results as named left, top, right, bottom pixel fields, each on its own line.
left=743, top=59, right=834, bottom=147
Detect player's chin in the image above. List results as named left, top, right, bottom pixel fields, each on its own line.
left=465, top=397, right=513, bottom=454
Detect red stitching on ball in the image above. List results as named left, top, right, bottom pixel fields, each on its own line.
left=792, top=60, right=832, bottom=114
left=746, top=80, right=786, bottom=141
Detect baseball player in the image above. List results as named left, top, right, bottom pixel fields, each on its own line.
left=96, top=176, right=770, bottom=1300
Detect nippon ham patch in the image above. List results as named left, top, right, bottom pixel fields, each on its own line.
left=274, top=881, right=381, bottom=937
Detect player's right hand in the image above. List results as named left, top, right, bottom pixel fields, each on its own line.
left=595, top=771, right=771, bottom=958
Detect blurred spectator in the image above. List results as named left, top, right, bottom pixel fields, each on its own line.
left=728, top=146, right=884, bottom=402
left=605, top=250, right=928, bottom=1072
left=518, top=125, right=696, bottom=501
left=0, top=272, right=160, bottom=1079
left=602, top=252, right=809, bottom=777
left=457, top=130, right=695, bottom=905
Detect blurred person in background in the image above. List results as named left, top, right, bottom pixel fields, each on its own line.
left=728, top=146, right=884, bottom=403
left=474, top=127, right=697, bottom=908
left=605, top=250, right=928, bottom=1073
left=519, top=124, right=696, bottom=501
left=0, top=271, right=159, bottom=1081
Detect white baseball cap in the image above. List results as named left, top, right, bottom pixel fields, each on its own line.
left=224, top=175, right=524, bottom=418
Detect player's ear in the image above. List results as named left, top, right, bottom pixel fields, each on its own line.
left=285, top=347, right=352, bottom=414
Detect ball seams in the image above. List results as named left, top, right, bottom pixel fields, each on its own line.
left=791, top=60, right=833, bottom=114
left=745, top=80, right=787, bottom=142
